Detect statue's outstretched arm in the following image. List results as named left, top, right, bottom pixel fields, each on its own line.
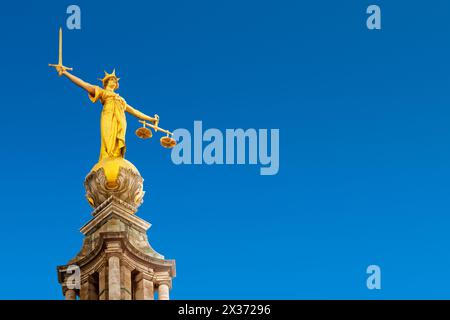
left=57, top=67, right=95, bottom=96
left=126, top=104, right=158, bottom=123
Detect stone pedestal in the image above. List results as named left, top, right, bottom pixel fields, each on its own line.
left=57, top=162, right=176, bottom=300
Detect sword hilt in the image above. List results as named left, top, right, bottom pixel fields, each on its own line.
left=48, top=63, right=73, bottom=76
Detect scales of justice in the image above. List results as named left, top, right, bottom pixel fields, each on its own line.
left=49, top=28, right=177, bottom=200
left=52, top=28, right=177, bottom=300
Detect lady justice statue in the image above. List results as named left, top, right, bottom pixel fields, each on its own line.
left=49, top=28, right=176, bottom=208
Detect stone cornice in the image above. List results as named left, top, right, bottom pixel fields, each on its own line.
left=91, top=196, right=137, bottom=217
left=80, top=197, right=151, bottom=235
left=57, top=231, right=176, bottom=280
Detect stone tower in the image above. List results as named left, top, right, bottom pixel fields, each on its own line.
left=57, top=158, right=176, bottom=300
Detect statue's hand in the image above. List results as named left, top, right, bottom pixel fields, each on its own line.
left=55, top=65, right=65, bottom=77
left=154, top=114, right=160, bottom=126
left=49, top=63, right=72, bottom=76
left=49, top=64, right=66, bottom=76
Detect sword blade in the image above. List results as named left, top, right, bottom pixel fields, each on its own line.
left=58, top=27, right=63, bottom=65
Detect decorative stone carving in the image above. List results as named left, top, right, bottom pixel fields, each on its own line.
left=85, top=166, right=145, bottom=210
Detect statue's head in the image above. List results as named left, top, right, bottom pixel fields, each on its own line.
left=99, top=69, right=120, bottom=91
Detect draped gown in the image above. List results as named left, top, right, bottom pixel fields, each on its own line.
left=89, top=86, right=128, bottom=161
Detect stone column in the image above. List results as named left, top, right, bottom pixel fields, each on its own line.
left=108, top=256, right=121, bottom=300
left=120, top=264, right=132, bottom=300
left=158, top=282, right=170, bottom=300
left=65, top=289, right=76, bottom=300
left=80, top=277, right=98, bottom=300
left=134, top=273, right=154, bottom=300
left=98, top=266, right=108, bottom=300
left=88, top=280, right=98, bottom=300
left=80, top=281, right=89, bottom=300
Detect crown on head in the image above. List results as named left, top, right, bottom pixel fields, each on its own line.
left=98, top=69, right=120, bottom=89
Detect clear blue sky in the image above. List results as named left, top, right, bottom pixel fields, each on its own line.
left=1, top=0, right=450, bottom=299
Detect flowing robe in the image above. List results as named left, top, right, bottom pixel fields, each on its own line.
left=89, top=86, right=128, bottom=161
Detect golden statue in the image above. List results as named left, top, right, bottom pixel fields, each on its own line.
left=49, top=28, right=176, bottom=191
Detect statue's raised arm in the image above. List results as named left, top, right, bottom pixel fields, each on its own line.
left=56, top=67, right=96, bottom=96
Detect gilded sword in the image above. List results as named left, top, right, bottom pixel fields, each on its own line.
left=48, top=27, right=73, bottom=75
